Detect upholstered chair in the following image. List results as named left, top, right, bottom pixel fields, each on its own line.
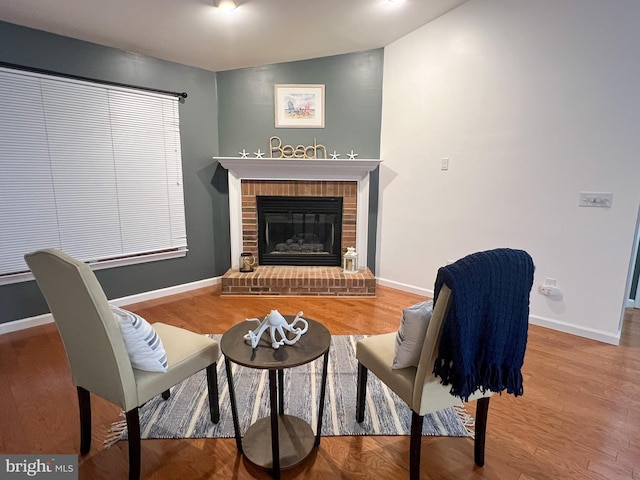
left=25, top=248, right=220, bottom=480
left=356, top=248, right=534, bottom=480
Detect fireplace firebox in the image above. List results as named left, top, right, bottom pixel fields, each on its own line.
left=257, top=196, right=343, bottom=266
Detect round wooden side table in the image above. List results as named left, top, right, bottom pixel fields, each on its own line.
left=220, top=316, right=331, bottom=479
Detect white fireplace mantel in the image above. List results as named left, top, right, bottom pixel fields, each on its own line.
left=214, top=157, right=382, bottom=269
left=216, top=157, right=381, bottom=180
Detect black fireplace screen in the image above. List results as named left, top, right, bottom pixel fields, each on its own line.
left=256, top=196, right=343, bottom=266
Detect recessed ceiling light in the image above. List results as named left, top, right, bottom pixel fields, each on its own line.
left=216, top=0, right=237, bottom=11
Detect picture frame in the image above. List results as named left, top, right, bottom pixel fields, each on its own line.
left=274, top=84, right=325, bottom=128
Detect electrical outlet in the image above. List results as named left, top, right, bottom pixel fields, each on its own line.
left=540, top=285, right=556, bottom=296
left=540, top=278, right=561, bottom=297
left=441, top=158, right=449, bottom=171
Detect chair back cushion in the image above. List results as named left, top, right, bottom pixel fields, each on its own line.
left=412, top=285, right=453, bottom=408
left=24, top=249, right=137, bottom=409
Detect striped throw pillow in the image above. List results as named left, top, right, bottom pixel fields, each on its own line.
left=111, top=306, right=168, bottom=373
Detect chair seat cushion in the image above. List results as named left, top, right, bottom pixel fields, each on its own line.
left=134, top=323, right=219, bottom=406
left=357, top=332, right=491, bottom=415
left=357, top=333, right=417, bottom=406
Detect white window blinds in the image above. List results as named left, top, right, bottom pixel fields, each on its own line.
left=0, top=67, right=187, bottom=282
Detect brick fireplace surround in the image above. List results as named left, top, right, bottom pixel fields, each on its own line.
left=239, top=180, right=356, bottom=264
left=216, top=157, right=380, bottom=297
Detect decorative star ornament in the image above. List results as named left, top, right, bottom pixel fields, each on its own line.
left=254, top=149, right=265, bottom=158
left=330, top=151, right=340, bottom=159
left=239, top=149, right=249, bottom=158
left=347, top=150, right=358, bottom=160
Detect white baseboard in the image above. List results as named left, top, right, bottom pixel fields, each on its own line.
left=376, top=276, right=621, bottom=345
left=6, top=274, right=623, bottom=345
left=0, top=313, right=55, bottom=335
left=108, top=277, right=221, bottom=307
left=0, top=276, right=222, bottom=335
left=528, top=314, right=620, bottom=345
left=376, top=277, right=432, bottom=297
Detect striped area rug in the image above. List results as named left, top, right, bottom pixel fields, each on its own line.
left=106, top=335, right=473, bottom=445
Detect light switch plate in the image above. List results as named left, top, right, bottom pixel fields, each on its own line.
left=579, top=192, right=612, bottom=208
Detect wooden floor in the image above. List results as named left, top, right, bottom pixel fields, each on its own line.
left=1, top=285, right=639, bottom=479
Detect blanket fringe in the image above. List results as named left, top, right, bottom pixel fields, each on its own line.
left=103, top=411, right=127, bottom=448
left=454, top=404, right=475, bottom=438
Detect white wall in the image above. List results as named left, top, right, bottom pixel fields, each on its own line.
left=377, top=0, right=640, bottom=344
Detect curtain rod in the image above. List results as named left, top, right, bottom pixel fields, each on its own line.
left=0, top=61, right=188, bottom=99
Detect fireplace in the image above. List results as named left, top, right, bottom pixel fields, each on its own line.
left=217, top=157, right=381, bottom=296
left=257, top=196, right=342, bottom=266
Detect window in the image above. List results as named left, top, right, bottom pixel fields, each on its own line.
left=0, top=67, right=187, bottom=284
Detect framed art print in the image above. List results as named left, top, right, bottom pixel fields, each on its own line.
left=274, top=84, right=325, bottom=128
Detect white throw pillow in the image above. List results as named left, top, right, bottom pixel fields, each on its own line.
left=111, top=306, right=168, bottom=373
left=392, top=300, right=434, bottom=369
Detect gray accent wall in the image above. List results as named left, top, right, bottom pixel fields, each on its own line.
left=217, top=51, right=383, bottom=159
left=0, top=21, right=227, bottom=324
left=216, top=50, right=383, bottom=270
left=0, top=21, right=383, bottom=325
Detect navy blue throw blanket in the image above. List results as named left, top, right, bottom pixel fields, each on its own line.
left=432, top=248, right=534, bottom=402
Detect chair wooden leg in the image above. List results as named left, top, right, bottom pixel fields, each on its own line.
left=125, top=408, right=141, bottom=480
left=410, top=411, right=424, bottom=480
left=474, top=397, right=490, bottom=467
left=206, top=363, right=220, bottom=423
left=356, top=362, right=368, bottom=423
left=161, top=389, right=170, bottom=400
left=77, top=386, right=91, bottom=455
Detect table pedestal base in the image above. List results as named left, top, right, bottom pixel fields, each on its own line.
left=243, top=415, right=315, bottom=470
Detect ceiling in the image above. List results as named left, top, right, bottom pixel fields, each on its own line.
left=0, top=0, right=467, bottom=72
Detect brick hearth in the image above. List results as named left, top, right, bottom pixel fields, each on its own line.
left=221, top=266, right=376, bottom=297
